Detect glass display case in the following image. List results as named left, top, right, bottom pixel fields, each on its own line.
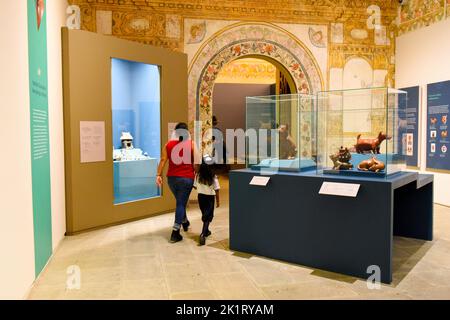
left=245, top=94, right=317, bottom=172
left=316, top=87, right=407, bottom=177
left=111, top=58, right=161, bottom=204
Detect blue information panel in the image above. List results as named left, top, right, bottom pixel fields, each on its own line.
left=400, top=86, right=420, bottom=167
left=427, top=81, right=450, bottom=171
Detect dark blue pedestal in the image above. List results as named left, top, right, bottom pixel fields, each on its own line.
left=229, top=170, right=433, bottom=284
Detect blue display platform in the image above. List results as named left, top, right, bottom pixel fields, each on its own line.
left=113, top=158, right=160, bottom=204
left=323, top=153, right=406, bottom=177
left=250, top=157, right=317, bottom=172
left=229, top=169, right=433, bottom=284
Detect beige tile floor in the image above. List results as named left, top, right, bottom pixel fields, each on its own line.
left=28, top=178, right=450, bottom=300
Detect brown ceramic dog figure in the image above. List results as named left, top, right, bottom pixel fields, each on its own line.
left=355, top=132, right=391, bottom=154
left=330, top=147, right=353, bottom=170
left=358, top=157, right=385, bottom=173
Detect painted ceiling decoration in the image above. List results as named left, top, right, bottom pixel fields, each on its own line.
left=69, top=0, right=403, bottom=133
left=398, top=0, right=449, bottom=35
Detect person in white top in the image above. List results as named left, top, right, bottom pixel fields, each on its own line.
left=193, top=155, right=220, bottom=246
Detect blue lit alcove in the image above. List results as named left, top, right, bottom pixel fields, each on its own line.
left=111, top=58, right=161, bottom=204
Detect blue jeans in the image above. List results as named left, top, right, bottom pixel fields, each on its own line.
left=167, top=176, right=194, bottom=230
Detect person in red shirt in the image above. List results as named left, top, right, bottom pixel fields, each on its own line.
left=156, top=123, right=199, bottom=243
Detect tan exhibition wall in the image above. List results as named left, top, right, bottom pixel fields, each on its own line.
left=62, top=28, right=188, bottom=234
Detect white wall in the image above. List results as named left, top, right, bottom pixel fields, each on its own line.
left=47, top=0, right=68, bottom=250
left=0, top=0, right=68, bottom=299
left=0, top=0, right=35, bottom=299
left=396, top=18, right=450, bottom=207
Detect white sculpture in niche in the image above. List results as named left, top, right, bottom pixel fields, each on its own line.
left=121, top=132, right=134, bottom=149
left=113, top=132, right=150, bottom=162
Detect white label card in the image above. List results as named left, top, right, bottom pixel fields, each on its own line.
left=80, top=121, right=105, bottom=163
left=319, top=182, right=360, bottom=198
left=249, top=176, right=271, bottom=186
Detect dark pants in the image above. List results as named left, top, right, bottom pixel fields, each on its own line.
left=198, top=194, right=215, bottom=223
left=167, top=176, right=194, bottom=230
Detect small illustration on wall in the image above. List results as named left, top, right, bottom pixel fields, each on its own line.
left=431, top=130, right=437, bottom=138
left=129, top=17, right=151, bottom=32
left=331, top=23, right=344, bottom=44
left=308, top=27, right=326, bottom=48
left=166, top=14, right=181, bottom=39
left=35, top=0, right=45, bottom=30
left=375, top=26, right=390, bottom=46
left=350, top=28, right=369, bottom=40
left=406, top=133, right=414, bottom=156
left=187, top=21, right=207, bottom=44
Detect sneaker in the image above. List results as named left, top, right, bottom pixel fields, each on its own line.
left=205, top=230, right=212, bottom=237
left=170, top=230, right=183, bottom=243
left=182, top=220, right=190, bottom=232
left=199, top=234, right=206, bottom=246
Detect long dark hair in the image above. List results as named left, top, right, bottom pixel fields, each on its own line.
left=174, top=122, right=189, bottom=142
left=198, top=160, right=215, bottom=186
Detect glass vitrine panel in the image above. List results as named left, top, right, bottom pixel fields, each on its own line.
left=316, top=87, right=407, bottom=177
left=245, top=94, right=317, bottom=173
left=111, top=58, right=161, bottom=204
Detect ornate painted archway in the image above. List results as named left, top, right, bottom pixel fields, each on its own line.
left=188, top=22, right=324, bottom=130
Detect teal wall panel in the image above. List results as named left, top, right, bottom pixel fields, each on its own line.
left=27, top=0, right=53, bottom=277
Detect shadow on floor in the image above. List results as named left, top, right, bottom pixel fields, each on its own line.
left=211, top=236, right=434, bottom=286
left=391, top=237, right=433, bottom=286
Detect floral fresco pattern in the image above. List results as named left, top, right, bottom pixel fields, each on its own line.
left=398, top=0, right=446, bottom=35
left=188, top=23, right=323, bottom=133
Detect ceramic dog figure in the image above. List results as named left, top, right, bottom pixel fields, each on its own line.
left=355, top=132, right=391, bottom=154
left=357, top=157, right=385, bottom=173
left=330, top=147, right=353, bottom=170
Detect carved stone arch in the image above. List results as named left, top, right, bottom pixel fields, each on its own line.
left=188, top=22, right=324, bottom=130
